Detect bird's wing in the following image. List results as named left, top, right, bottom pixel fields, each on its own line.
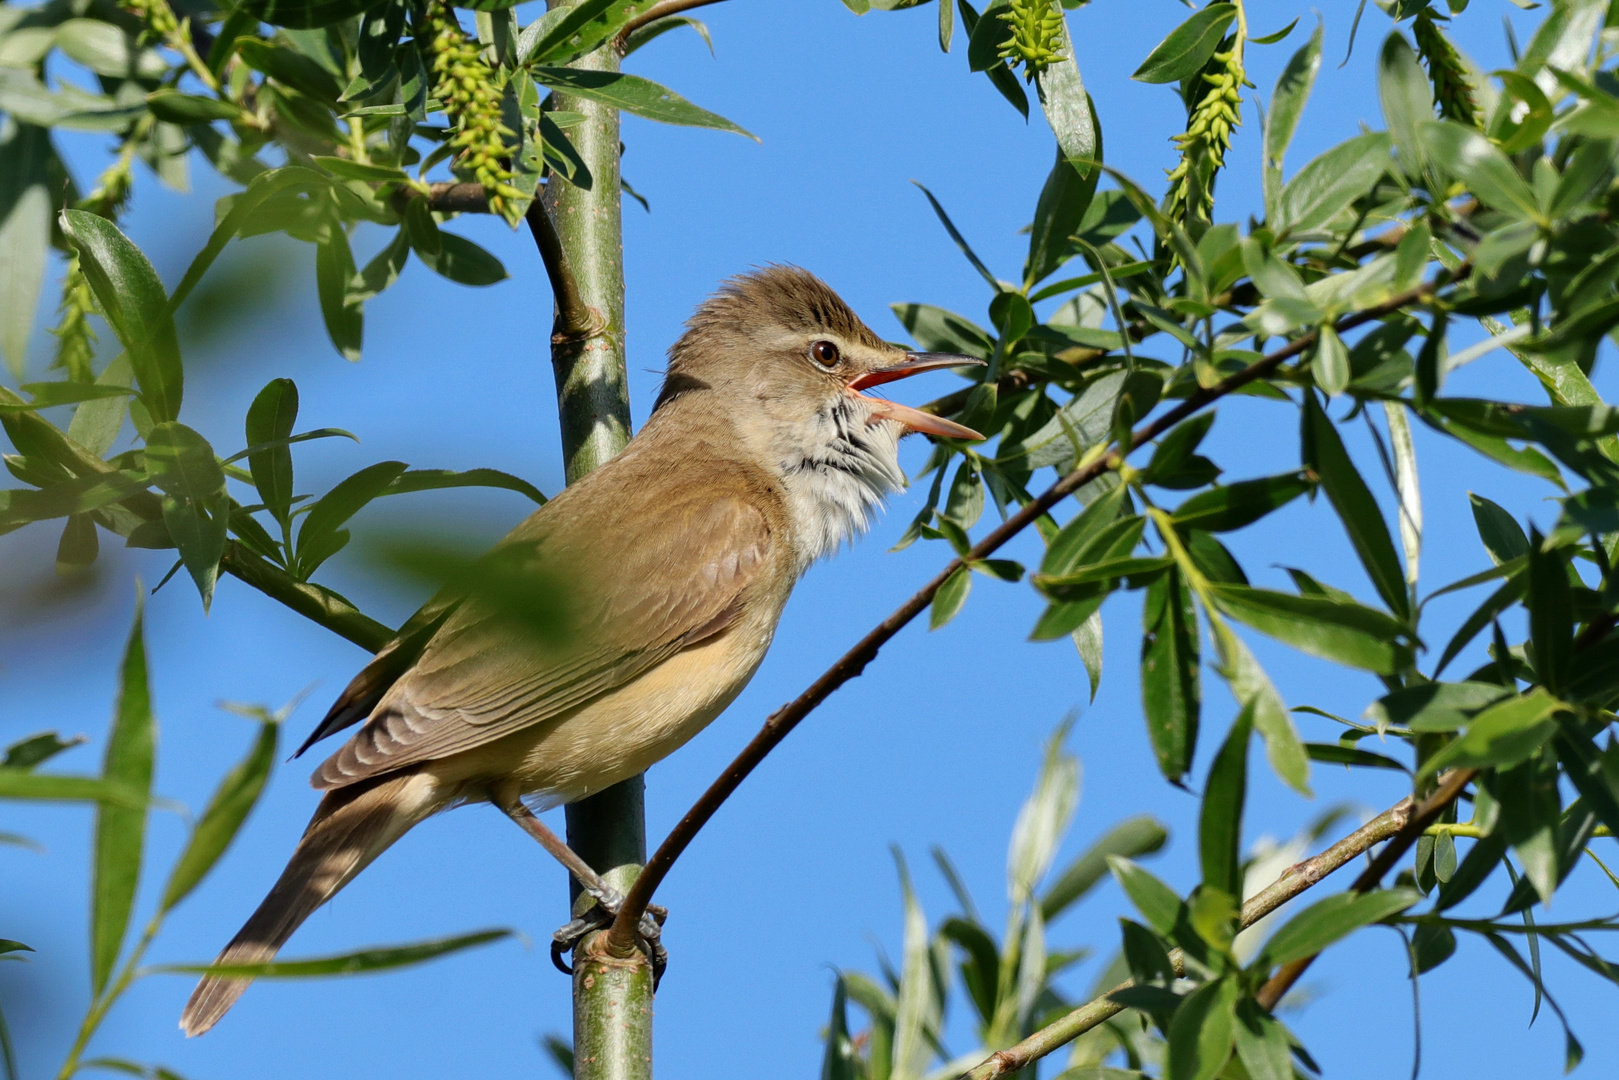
left=311, top=493, right=774, bottom=789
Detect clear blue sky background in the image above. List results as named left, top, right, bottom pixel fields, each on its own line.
left=5, top=1, right=1618, bottom=1077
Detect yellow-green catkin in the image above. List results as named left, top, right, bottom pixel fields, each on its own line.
left=50, top=257, right=97, bottom=382
left=1165, top=44, right=1244, bottom=225
left=997, top=0, right=1066, bottom=81
left=422, top=0, right=521, bottom=217
left=1412, top=11, right=1479, bottom=129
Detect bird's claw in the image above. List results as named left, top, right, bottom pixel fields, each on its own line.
left=550, top=888, right=667, bottom=987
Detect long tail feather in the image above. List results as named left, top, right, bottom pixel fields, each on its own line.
left=179, top=771, right=439, bottom=1036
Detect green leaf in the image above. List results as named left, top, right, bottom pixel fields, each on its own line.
left=1035, top=14, right=1095, bottom=165
left=1420, top=120, right=1541, bottom=222
left=1263, top=23, right=1322, bottom=219
left=416, top=232, right=508, bottom=287
left=1132, top=4, right=1237, bottom=84
left=1305, top=742, right=1408, bottom=773
left=4, top=731, right=86, bottom=771
left=1170, top=472, right=1312, bottom=533
left=382, top=467, right=546, bottom=505
left=168, top=167, right=331, bottom=314
left=1107, top=856, right=1182, bottom=936
left=1259, top=887, right=1420, bottom=968
left=1467, top=493, right=1529, bottom=568
left=1275, top=132, right=1392, bottom=237
left=821, top=975, right=858, bottom=1080
left=1365, top=680, right=1511, bottom=733
left=0, top=120, right=50, bottom=379
left=91, top=599, right=155, bottom=997
left=1024, top=145, right=1099, bottom=288
left=1525, top=526, right=1571, bottom=695
left=890, top=302, right=994, bottom=358
left=145, top=90, right=245, bottom=124
left=296, top=460, right=410, bottom=578
left=1314, top=323, right=1349, bottom=397
left=1145, top=414, right=1215, bottom=486
left=1141, top=567, right=1200, bottom=783
left=930, top=564, right=972, bottom=629
left=1166, top=975, right=1238, bottom=1080
left=316, top=224, right=363, bottom=361
left=1041, top=815, right=1168, bottom=922
left=309, top=156, right=408, bottom=184
left=1233, top=999, right=1294, bottom=1080
left=1378, top=32, right=1431, bottom=180
left=519, top=0, right=658, bottom=63
left=60, top=210, right=183, bottom=423
left=1008, top=719, right=1080, bottom=898
left=2, top=382, right=137, bottom=410
left=1210, top=584, right=1406, bottom=674
left=530, top=68, right=755, bottom=139
left=0, top=772, right=144, bottom=807
left=913, top=180, right=999, bottom=289
left=1212, top=622, right=1310, bottom=795
left=1302, top=393, right=1410, bottom=620
left=236, top=38, right=343, bottom=102
left=160, top=718, right=277, bottom=913
left=1071, top=609, right=1104, bottom=702
left=153, top=928, right=513, bottom=977
left=245, top=379, right=300, bottom=526
left=240, top=0, right=384, bottom=29
left=1434, top=572, right=1525, bottom=676
left=1200, top=703, right=1252, bottom=898
left=943, top=459, right=983, bottom=529
left=145, top=422, right=229, bottom=609
left=1418, top=688, right=1565, bottom=780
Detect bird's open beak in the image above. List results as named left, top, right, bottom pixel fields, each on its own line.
left=846, top=352, right=986, bottom=442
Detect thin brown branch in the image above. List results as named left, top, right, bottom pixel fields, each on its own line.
left=1254, top=766, right=1478, bottom=1011
left=614, top=0, right=727, bottom=49
left=960, top=796, right=1419, bottom=1080
left=525, top=198, right=598, bottom=342
left=604, top=262, right=1475, bottom=955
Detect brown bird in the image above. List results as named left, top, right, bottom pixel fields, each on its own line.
left=179, top=266, right=982, bottom=1035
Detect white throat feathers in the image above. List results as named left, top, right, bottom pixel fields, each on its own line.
left=771, top=394, right=906, bottom=571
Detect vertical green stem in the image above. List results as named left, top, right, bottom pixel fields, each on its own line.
left=539, top=8, right=649, bottom=1078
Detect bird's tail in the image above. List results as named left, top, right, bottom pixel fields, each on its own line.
left=179, top=770, right=441, bottom=1036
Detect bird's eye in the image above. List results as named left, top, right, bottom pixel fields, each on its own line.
left=810, top=340, right=841, bottom=368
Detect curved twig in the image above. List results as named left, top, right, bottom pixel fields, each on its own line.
left=614, top=0, right=728, bottom=49
left=603, top=263, right=1474, bottom=955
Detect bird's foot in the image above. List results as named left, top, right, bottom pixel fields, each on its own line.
left=550, top=888, right=667, bottom=986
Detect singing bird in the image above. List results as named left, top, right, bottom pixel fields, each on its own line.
left=179, top=266, right=982, bottom=1035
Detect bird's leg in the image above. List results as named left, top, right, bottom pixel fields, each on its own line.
left=494, top=796, right=667, bottom=982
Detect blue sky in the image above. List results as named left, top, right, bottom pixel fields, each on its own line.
left=5, top=1, right=1618, bottom=1078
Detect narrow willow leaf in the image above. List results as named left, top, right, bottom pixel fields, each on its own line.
left=0, top=119, right=50, bottom=378
left=1260, top=888, right=1420, bottom=968
left=530, top=68, right=755, bottom=139
left=1378, top=32, right=1431, bottom=180
left=382, top=468, right=546, bottom=505
left=246, top=379, right=299, bottom=526
left=1041, top=815, right=1168, bottom=922
left=1202, top=707, right=1252, bottom=907
left=1170, top=472, right=1312, bottom=533
left=153, top=928, right=513, bottom=977
left=1211, top=584, right=1405, bottom=674
left=1213, top=622, right=1310, bottom=795
left=912, top=181, right=999, bottom=289
left=296, top=460, right=409, bottom=578
left=1071, top=609, right=1103, bottom=702
left=160, top=719, right=278, bottom=912
left=821, top=975, right=858, bottom=1080
left=930, top=565, right=972, bottom=629
left=1420, top=120, right=1541, bottom=223
left=1142, top=567, right=1200, bottom=782
left=519, top=0, right=657, bottom=63
left=91, top=599, right=156, bottom=996
left=1107, top=856, right=1182, bottom=936
left=1275, top=132, right=1391, bottom=237
left=316, top=225, right=363, bottom=361
left=1133, top=4, right=1237, bottom=84
left=1468, top=492, right=1529, bottom=566
left=1365, top=681, right=1510, bottom=733
left=60, top=211, right=183, bottom=422
left=890, top=850, right=936, bottom=1080
left=4, top=731, right=86, bottom=771
left=1263, top=23, right=1323, bottom=219
left=1008, top=719, right=1080, bottom=898
left=1434, top=573, right=1524, bottom=676
left=1233, top=999, right=1293, bottom=1080
left=0, top=772, right=144, bottom=807
left=1302, top=394, right=1410, bottom=620
left=1383, top=401, right=1421, bottom=588
left=416, top=232, right=508, bottom=287
left=1418, top=688, right=1564, bottom=780
left=1166, top=974, right=1238, bottom=1080
left=1525, top=526, right=1571, bottom=695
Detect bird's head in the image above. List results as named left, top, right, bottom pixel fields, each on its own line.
left=656, top=266, right=984, bottom=445
left=654, top=266, right=985, bottom=566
